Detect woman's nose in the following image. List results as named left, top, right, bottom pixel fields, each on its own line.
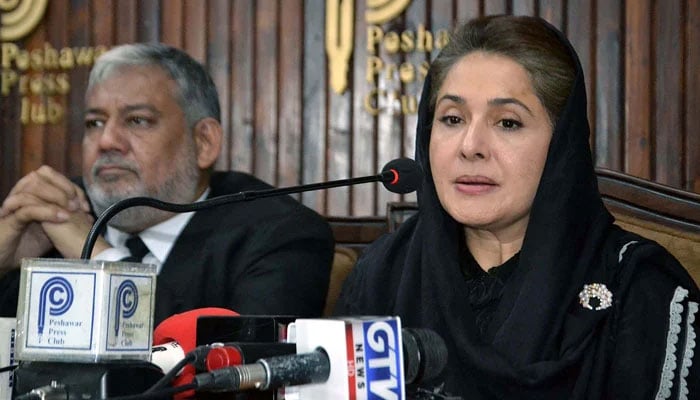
left=459, top=121, right=489, bottom=161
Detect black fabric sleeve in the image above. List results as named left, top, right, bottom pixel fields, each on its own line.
left=222, top=207, right=334, bottom=318
left=607, top=259, right=699, bottom=399
left=0, top=268, right=21, bottom=317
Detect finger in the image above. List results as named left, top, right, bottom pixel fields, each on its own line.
left=1, top=191, right=71, bottom=216
left=6, top=170, right=36, bottom=197
left=35, top=166, right=85, bottom=210
left=2, top=200, right=90, bottom=230
left=35, top=165, right=82, bottom=199
left=7, top=168, right=81, bottom=211
left=6, top=166, right=60, bottom=196
left=1, top=192, right=45, bottom=215
left=72, top=184, right=92, bottom=212
left=8, top=204, right=70, bottom=225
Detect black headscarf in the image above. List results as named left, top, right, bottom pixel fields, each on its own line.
left=336, top=15, right=699, bottom=399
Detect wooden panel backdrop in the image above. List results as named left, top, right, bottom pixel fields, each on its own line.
left=1, top=0, right=698, bottom=217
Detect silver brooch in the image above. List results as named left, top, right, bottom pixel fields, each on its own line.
left=579, top=283, right=613, bottom=310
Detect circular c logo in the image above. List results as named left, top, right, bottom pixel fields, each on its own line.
left=0, top=0, right=48, bottom=41
left=114, top=280, right=139, bottom=336
left=37, top=276, right=74, bottom=335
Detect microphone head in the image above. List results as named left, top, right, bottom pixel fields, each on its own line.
left=402, top=328, right=448, bottom=384
left=381, top=158, right=423, bottom=194
left=151, top=341, right=186, bottom=375
left=153, top=307, right=239, bottom=351
left=152, top=307, right=239, bottom=398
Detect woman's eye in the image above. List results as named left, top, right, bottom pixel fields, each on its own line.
left=497, top=119, right=523, bottom=130
left=439, top=115, right=463, bottom=126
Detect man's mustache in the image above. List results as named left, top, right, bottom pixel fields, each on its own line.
left=91, top=155, right=140, bottom=178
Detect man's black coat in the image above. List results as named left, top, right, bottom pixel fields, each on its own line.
left=0, top=171, right=335, bottom=325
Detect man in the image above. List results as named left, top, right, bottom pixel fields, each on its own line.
left=0, top=43, right=334, bottom=324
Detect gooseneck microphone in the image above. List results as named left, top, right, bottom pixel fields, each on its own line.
left=379, top=158, right=423, bottom=194
left=80, top=158, right=422, bottom=259
left=192, top=327, right=447, bottom=393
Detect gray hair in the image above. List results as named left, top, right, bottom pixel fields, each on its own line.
left=88, top=43, right=221, bottom=127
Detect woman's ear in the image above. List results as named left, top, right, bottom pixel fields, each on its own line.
left=192, top=118, right=223, bottom=169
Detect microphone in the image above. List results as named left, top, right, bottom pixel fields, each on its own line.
left=149, top=340, right=298, bottom=375
left=193, top=324, right=448, bottom=397
left=12, top=260, right=159, bottom=398
left=380, top=158, right=424, bottom=194
left=193, top=348, right=330, bottom=391
left=290, top=317, right=448, bottom=399
left=149, top=308, right=298, bottom=400
left=154, top=308, right=240, bottom=355
left=204, top=342, right=297, bottom=371
left=150, top=308, right=239, bottom=398
left=401, top=328, right=448, bottom=385
left=150, top=340, right=186, bottom=375
left=80, top=158, right=423, bottom=258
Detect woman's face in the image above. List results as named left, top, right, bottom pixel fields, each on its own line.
left=429, top=52, right=553, bottom=239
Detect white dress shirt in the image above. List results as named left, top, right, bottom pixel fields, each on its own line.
left=93, top=189, right=210, bottom=274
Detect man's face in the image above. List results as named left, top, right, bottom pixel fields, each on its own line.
left=82, top=65, right=200, bottom=231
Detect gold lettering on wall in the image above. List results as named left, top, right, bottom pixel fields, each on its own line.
left=326, top=0, right=354, bottom=94
left=0, top=2, right=108, bottom=126
left=20, top=95, right=62, bottom=124
left=363, top=23, right=447, bottom=115
left=326, top=0, right=413, bottom=96
left=365, top=0, right=410, bottom=24
left=0, top=0, right=48, bottom=41
left=325, top=0, right=449, bottom=115
left=1, top=42, right=107, bottom=125
left=1, top=43, right=106, bottom=70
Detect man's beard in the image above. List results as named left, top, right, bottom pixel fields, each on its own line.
left=85, top=150, right=201, bottom=233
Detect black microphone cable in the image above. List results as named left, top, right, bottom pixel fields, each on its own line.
left=0, top=363, right=18, bottom=373
left=143, top=344, right=212, bottom=393
left=80, top=158, right=422, bottom=259
left=142, top=353, right=193, bottom=394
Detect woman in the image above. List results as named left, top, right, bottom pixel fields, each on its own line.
left=335, top=15, right=699, bottom=399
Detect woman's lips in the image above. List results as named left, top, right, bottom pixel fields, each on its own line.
left=454, top=176, right=497, bottom=195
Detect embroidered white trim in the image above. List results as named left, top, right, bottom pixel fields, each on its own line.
left=618, top=240, right=639, bottom=263
left=655, top=286, right=689, bottom=400
left=679, top=301, right=698, bottom=400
